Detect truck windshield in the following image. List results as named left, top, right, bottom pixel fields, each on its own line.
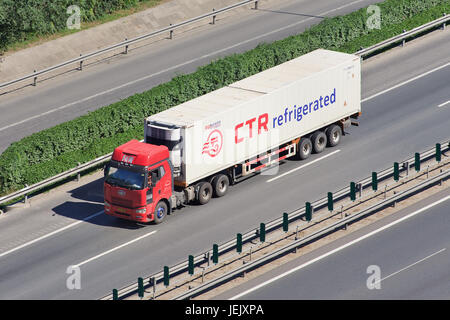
left=105, top=166, right=146, bottom=190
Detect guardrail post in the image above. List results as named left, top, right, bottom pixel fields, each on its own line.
left=357, top=182, right=362, bottom=198
left=150, top=276, right=156, bottom=299
left=212, top=244, right=219, bottom=264
left=124, top=38, right=129, bottom=54
left=350, top=182, right=356, bottom=201
left=169, top=24, right=173, bottom=39
left=188, top=255, right=194, bottom=275
left=254, top=0, right=259, bottom=10
left=260, top=223, right=266, bottom=243
left=77, top=162, right=81, bottom=181
left=415, top=152, right=420, bottom=172
left=283, top=212, right=289, bottom=232
left=443, top=13, right=446, bottom=30
left=24, top=184, right=28, bottom=204
left=327, top=192, right=333, bottom=211
left=402, top=30, right=406, bottom=47
left=305, top=202, right=312, bottom=221
left=112, top=289, right=118, bottom=300
left=372, top=172, right=378, bottom=191
left=138, top=277, right=144, bottom=299
left=205, top=251, right=210, bottom=267
left=436, top=143, right=441, bottom=162
left=33, top=70, right=37, bottom=86
left=394, top=162, right=400, bottom=181
left=237, top=233, right=242, bottom=253
left=403, top=161, right=410, bottom=177
left=212, top=9, right=216, bottom=24
left=79, top=54, right=83, bottom=71
left=164, top=266, right=170, bottom=287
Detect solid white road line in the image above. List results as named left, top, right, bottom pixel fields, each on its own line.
left=361, top=62, right=450, bottom=103
left=374, top=248, right=446, bottom=286
left=0, top=210, right=104, bottom=259
left=229, top=194, right=450, bottom=300
left=438, top=100, right=450, bottom=108
left=74, top=230, right=157, bottom=267
left=266, top=149, right=340, bottom=183
left=0, top=0, right=368, bottom=133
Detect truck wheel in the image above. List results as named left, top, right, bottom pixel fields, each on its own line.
left=212, top=174, right=229, bottom=197
left=153, top=201, right=168, bottom=224
left=297, top=137, right=312, bottom=160
left=197, top=181, right=213, bottom=205
left=311, top=131, right=327, bottom=154
left=326, top=125, right=342, bottom=147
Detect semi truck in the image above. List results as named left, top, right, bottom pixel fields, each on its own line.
left=104, top=49, right=361, bottom=223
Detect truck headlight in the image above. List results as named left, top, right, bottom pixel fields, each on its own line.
left=135, top=208, right=146, bottom=214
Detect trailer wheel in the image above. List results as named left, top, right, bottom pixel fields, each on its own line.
left=326, top=125, right=342, bottom=147
left=212, top=174, right=229, bottom=197
left=153, top=201, right=168, bottom=224
left=197, top=181, right=213, bottom=205
left=297, top=137, right=312, bottom=160
left=311, top=131, right=327, bottom=154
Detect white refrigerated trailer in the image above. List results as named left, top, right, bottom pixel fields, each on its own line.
left=145, top=49, right=361, bottom=190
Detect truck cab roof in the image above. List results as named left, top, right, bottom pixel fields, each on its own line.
left=112, top=139, right=169, bottom=167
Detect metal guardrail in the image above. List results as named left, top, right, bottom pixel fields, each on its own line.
left=356, top=13, right=449, bottom=57
left=0, top=152, right=112, bottom=207
left=0, top=0, right=259, bottom=90
left=99, top=139, right=450, bottom=300
left=174, top=168, right=450, bottom=300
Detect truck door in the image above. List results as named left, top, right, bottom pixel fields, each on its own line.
left=148, top=162, right=171, bottom=207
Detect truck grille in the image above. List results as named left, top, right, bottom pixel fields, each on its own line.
left=111, top=197, right=134, bottom=208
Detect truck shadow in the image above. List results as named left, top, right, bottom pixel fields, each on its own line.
left=69, top=177, right=105, bottom=203
left=51, top=177, right=146, bottom=229
left=51, top=201, right=145, bottom=229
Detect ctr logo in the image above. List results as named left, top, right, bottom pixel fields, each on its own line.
left=202, top=129, right=223, bottom=158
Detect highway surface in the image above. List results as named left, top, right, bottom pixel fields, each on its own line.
left=0, top=6, right=449, bottom=299
left=222, top=191, right=450, bottom=300
left=0, top=0, right=384, bottom=153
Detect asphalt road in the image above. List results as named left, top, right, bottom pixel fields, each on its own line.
left=0, top=11, right=449, bottom=300
left=0, top=0, right=384, bottom=153
left=224, top=191, right=450, bottom=300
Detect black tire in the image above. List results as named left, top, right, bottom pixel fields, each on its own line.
left=326, top=125, right=342, bottom=147
left=311, top=131, right=327, bottom=154
left=212, top=174, right=229, bottom=197
left=197, top=181, right=213, bottom=205
left=153, top=201, right=168, bottom=224
left=297, top=137, right=312, bottom=160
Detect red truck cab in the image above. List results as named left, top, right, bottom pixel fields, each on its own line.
left=104, top=139, right=173, bottom=223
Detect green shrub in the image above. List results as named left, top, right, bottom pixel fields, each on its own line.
left=0, top=0, right=142, bottom=52
left=1, top=0, right=449, bottom=195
